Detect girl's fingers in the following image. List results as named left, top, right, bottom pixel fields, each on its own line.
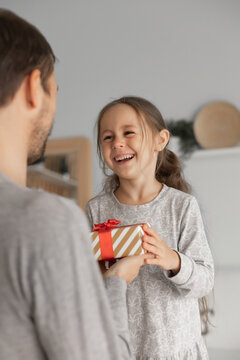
left=142, top=241, right=160, bottom=256
left=142, top=253, right=155, bottom=260
left=142, top=224, right=163, bottom=242
left=142, top=223, right=156, bottom=236
left=136, top=253, right=155, bottom=260
left=144, top=258, right=162, bottom=265
left=142, top=234, right=157, bottom=246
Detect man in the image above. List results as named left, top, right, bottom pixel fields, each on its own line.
left=0, top=9, right=153, bottom=359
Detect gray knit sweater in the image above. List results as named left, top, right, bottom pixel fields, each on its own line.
left=0, top=173, right=132, bottom=360
left=86, top=184, right=214, bottom=360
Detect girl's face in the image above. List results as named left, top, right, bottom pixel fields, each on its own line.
left=99, top=104, right=168, bottom=183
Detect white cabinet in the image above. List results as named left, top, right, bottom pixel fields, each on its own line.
left=184, top=147, right=240, bottom=355
left=184, top=147, right=240, bottom=268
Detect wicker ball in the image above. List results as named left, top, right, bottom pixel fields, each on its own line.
left=194, top=102, right=240, bottom=149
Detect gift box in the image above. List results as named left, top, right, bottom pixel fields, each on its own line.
left=91, top=219, right=145, bottom=260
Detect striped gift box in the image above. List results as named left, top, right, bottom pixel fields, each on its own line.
left=91, top=222, right=145, bottom=261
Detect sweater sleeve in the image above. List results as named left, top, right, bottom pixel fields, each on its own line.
left=85, top=202, right=94, bottom=230
left=164, top=196, right=214, bottom=298
left=30, top=196, right=132, bottom=360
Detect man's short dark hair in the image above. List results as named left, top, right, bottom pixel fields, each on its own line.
left=0, top=9, right=56, bottom=107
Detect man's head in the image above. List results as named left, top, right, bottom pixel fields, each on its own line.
left=0, top=9, right=57, bottom=164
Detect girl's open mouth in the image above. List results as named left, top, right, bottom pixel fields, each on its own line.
left=114, top=154, right=135, bottom=163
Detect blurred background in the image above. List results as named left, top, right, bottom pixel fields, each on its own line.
left=1, top=0, right=240, bottom=358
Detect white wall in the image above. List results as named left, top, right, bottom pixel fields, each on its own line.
left=2, top=0, right=240, bottom=193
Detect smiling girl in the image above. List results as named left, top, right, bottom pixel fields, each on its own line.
left=86, top=96, right=214, bottom=360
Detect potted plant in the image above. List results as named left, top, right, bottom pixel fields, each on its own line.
left=166, top=119, right=199, bottom=158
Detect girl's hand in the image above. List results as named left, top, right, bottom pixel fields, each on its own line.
left=142, top=224, right=181, bottom=275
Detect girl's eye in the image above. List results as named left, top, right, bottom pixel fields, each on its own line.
left=103, top=135, right=113, bottom=141
left=125, top=131, right=134, bottom=136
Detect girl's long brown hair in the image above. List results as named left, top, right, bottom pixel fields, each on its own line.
left=96, top=96, right=210, bottom=328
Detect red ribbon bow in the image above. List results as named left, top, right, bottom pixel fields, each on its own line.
left=93, top=219, right=121, bottom=260
left=93, top=219, right=121, bottom=232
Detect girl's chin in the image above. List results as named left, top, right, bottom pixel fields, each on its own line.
left=117, top=172, right=139, bottom=182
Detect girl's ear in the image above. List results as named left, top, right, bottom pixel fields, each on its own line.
left=154, top=129, right=170, bottom=152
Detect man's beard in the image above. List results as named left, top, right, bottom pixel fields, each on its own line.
left=27, top=110, right=54, bottom=166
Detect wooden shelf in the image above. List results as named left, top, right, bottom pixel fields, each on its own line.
left=27, top=136, right=93, bottom=210
left=191, top=145, right=240, bottom=159
left=28, top=165, right=78, bottom=188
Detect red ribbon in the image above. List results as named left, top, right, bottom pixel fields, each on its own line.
left=93, top=219, right=121, bottom=260
left=93, top=219, right=121, bottom=232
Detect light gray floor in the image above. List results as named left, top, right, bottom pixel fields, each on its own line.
left=208, top=348, right=240, bottom=360
left=205, top=268, right=240, bottom=352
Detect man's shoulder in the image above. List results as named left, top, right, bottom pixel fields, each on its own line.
left=27, top=189, right=86, bottom=229
left=29, top=188, right=78, bottom=213
left=0, top=177, right=90, bottom=259
left=0, top=174, right=81, bottom=216
left=0, top=175, right=86, bottom=232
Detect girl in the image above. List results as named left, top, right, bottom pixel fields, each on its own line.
left=86, top=96, right=214, bottom=360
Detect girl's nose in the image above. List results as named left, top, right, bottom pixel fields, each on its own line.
left=112, top=137, right=125, bottom=149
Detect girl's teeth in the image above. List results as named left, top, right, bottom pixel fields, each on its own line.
left=116, top=155, right=134, bottom=162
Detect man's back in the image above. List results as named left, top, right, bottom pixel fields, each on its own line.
left=0, top=173, right=130, bottom=359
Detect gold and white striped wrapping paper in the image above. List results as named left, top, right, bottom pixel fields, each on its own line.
left=91, top=224, right=145, bottom=260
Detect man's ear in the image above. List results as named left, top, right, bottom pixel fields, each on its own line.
left=26, top=69, right=42, bottom=108
left=155, top=129, right=170, bottom=152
